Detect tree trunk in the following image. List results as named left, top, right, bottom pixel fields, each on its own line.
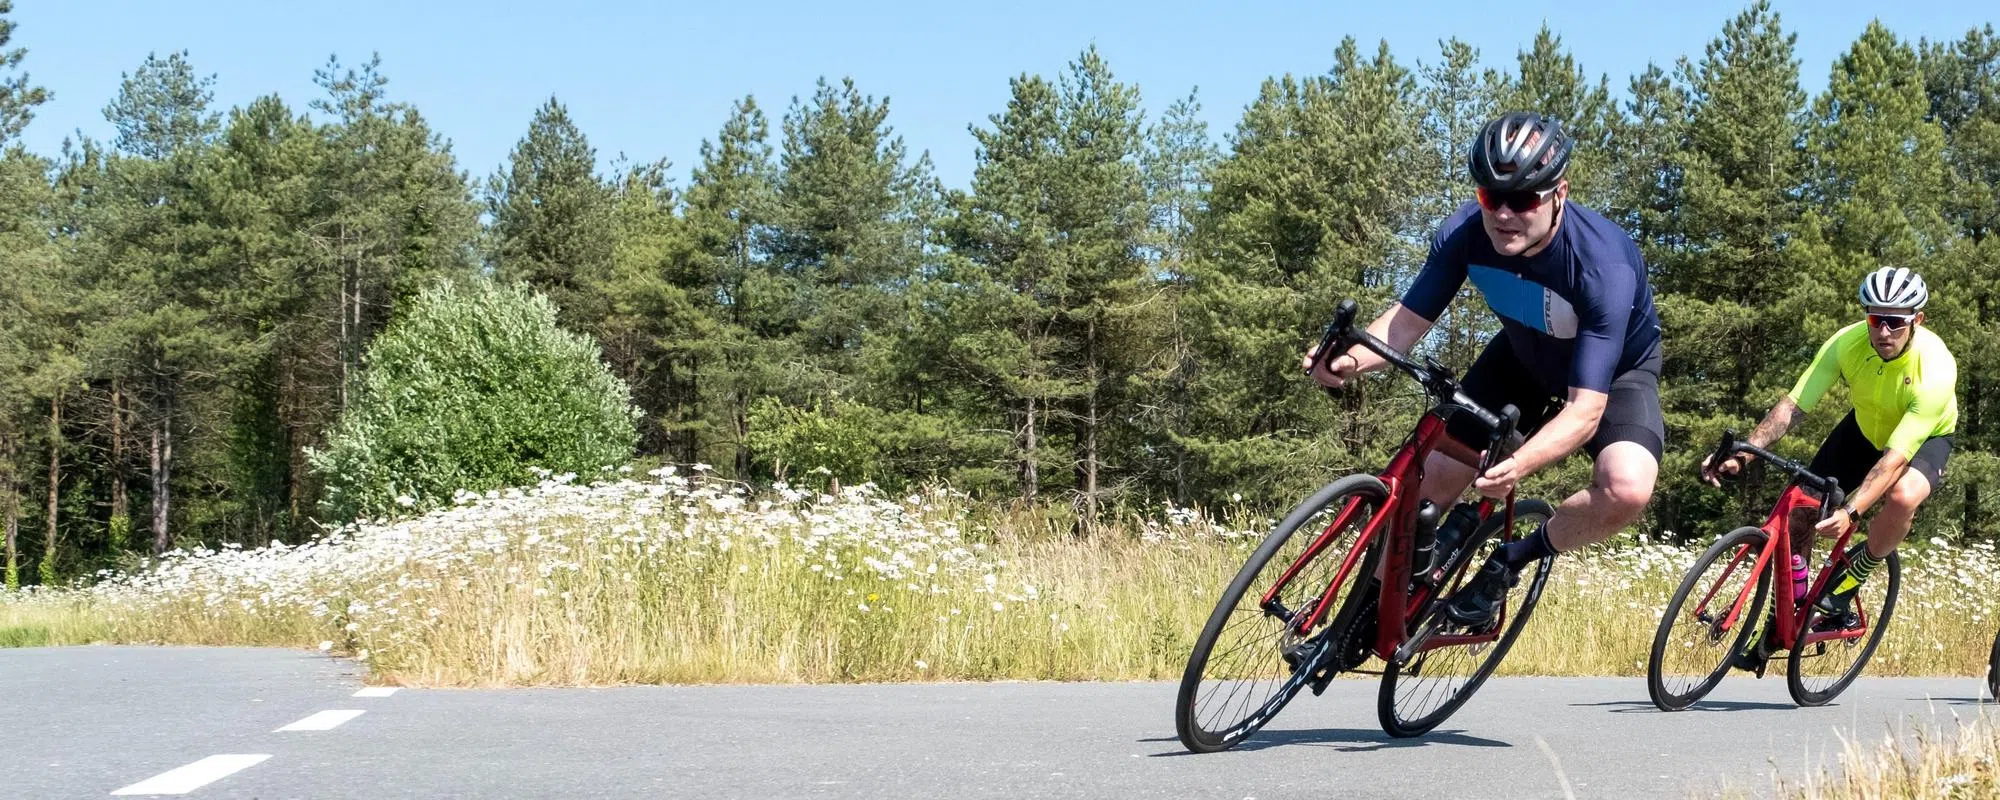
left=734, top=390, right=751, bottom=477
left=284, top=355, right=303, bottom=537
left=110, top=379, right=128, bottom=551
left=338, top=262, right=349, bottom=414
left=151, top=388, right=175, bottom=555
left=1081, top=318, right=1100, bottom=527
left=1019, top=396, right=1039, bottom=501
left=43, top=392, right=61, bottom=584
left=3, top=431, right=17, bottom=588
left=685, top=359, right=700, bottom=466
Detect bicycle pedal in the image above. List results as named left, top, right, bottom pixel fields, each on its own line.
left=1309, top=665, right=1336, bottom=695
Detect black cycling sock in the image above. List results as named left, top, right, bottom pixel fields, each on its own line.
left=1496, top=524, right=1557, bottom=570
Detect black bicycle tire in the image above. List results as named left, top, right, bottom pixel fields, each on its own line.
left=1174, top=474, right=1388, bottom=753
left=1785, top=547, right=1900, bottom=707
left=1646, top=526, right=1771, bottom=711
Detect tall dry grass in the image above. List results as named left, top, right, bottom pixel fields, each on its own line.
left=3, top=468, right=1996, bottom=686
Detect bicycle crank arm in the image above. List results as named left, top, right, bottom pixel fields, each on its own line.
left=1391, top=619, right=1443, bottom=667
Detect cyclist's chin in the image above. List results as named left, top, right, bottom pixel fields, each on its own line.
left=1487, top=231, right=1532, bottom=256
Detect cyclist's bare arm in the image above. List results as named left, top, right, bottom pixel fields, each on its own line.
left=1744, top=396, right=1804, bottom=452
left=1510, top=387, right=1606, bottom=475
left=1701, top=396, right=1803, bottom=486
left=1303, top=303, right=1433, bottom=387
left=1811, top=450, right=1912, bottom=537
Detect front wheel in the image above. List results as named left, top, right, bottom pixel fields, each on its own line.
left=1646, top=526, right=1771, bottom=711
left=1376, top=499, right=1554, bottom=738
left=1786, top=545, right=1900, bottom=707
left=1175, top=474, right=1388, bottom=753
left=1987, top=626, right=2000, bottom=702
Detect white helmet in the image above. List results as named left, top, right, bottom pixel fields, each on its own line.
left=1859, top=267, right=1928, bottom=310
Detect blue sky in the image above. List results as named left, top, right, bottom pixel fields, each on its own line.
left=10, top=1, right=1994, bottom=190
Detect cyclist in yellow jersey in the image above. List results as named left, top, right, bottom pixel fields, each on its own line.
left=1703, top=267, right=1956, bottom=669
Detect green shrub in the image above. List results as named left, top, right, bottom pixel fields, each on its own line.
left=308, top=279, right=639, bottom=521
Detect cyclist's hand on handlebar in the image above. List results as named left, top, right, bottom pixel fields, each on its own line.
left=1473, top=456, right=1522, bottom=500
left=1700, top=453, right=1743, bottom=487
left=1303, top=347, right=1361, bottom=389
left=1815, top=506, right=1855, bottom=536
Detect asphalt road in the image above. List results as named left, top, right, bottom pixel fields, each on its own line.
left=3, top=646, right=1993, bottom=798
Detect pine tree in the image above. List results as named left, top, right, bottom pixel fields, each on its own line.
left=1417, top=38, right=1505, bottom=370
left=1808, top=22, right=1950, bottom=267
left=0, top=0, right=47, bottom=579
left=488, top=96, right=613, bottom=323
left=948, top=70, right=1072, bottom=501
left=1503, top=26, right=1615, bottom=198
left=594, top=158, right=703, bottom=458
left=1184, top=39, right=1424, bottom=505
left=1652, top=1, right=1811, bottom=536
left=200, top=95, right=328, bottom=542
left=685, top=97, right=779, bottom=476
left=83, top=51, right=227, bottom=555
left=0, top=148, right=60, bottom=583
left=0, top=0, right=47, bottom=147
left=1132, top=89, right=1216, bottom=504
left=1921, top=26, right=2000, bottom=535
left=766, top=78, right=932, bottom=397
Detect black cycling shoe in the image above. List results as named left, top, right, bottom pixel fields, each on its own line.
left=1728, top=625, right=1774, bottom=678
left=1812, top=590, right=1864, bottom=633
left=1442, top=559, right=1518, bottom=630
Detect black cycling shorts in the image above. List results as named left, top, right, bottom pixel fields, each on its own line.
left=1805, top=410, right=1952, bottom=495
left=1443, top=335, right=1666, bottom=462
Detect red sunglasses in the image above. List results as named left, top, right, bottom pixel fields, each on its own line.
left=1867, top=312, right=1916, bottom=331
left=1476, top=185, right=1559, bottom=214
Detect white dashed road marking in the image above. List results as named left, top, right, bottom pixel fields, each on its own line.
left=353, top=687, right=400, bottom=698
left=275, top=709, right=366, bottom=732
left=110, top=754, right=271, bottom=796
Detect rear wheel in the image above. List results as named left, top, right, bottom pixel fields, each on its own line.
left=1376, top=499, right=1554, bottom=738
left=1646, top=527, right=1770, bottom=711
left=1175, top=475, right=1387, bottom=753
left=1786, top=545, right=1900, bottom=707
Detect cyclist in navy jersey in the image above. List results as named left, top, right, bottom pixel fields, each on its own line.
left=1306, top=112, right=1665, bottom=630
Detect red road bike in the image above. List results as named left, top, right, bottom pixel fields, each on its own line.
left=1175, top=300, right=1555, bottom=752
left=1646, top=431, right=1900, bottom=710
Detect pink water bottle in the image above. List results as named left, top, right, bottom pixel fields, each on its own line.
left=1790, top=554, right=1809, bottom=603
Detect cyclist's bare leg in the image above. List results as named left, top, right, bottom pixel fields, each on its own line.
left=1369, top=445, right=1480, bottom=582
left=1420, top=441, right=1481, bottom=508
left=1544, top=441, right=1658, bottom=551
left=1861, top=469, right=1931, bottom=559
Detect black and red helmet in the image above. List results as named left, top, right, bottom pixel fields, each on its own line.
left=1468, top=112, right=1572, bottom=192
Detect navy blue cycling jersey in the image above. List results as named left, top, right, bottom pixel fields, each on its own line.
left=1400, top=201, right=1662, bottom=396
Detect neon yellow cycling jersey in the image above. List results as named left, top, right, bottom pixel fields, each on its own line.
left=1788, top=321, right=1958, bottom=458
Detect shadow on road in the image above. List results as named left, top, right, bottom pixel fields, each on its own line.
left=1141, top=727, right=1511, bottom=756
left=1571, top=699, right=1795, bottom=713
left=1911, top=696, right=1989, bottom=706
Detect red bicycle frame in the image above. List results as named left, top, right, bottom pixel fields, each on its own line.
left=1703, top=484, right=1869, bottom=651
left=1257, top=411, right=1518, bottom=663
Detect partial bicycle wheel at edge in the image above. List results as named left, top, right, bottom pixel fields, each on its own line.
left=1646, top=526, right=1770, bottom=711
left=1174, top=474, right=1387, bottom=754
left=1987, top=626, right=2000, bottom=702
left=1377, top=499, right=1554, bottom=738
left=1787, top=546, right=1899, bottom=707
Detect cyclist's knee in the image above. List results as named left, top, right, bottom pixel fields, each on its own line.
left=1595, top=446, right=1657, bottom=513
left=1884, top=471, right=1931, bottom=515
